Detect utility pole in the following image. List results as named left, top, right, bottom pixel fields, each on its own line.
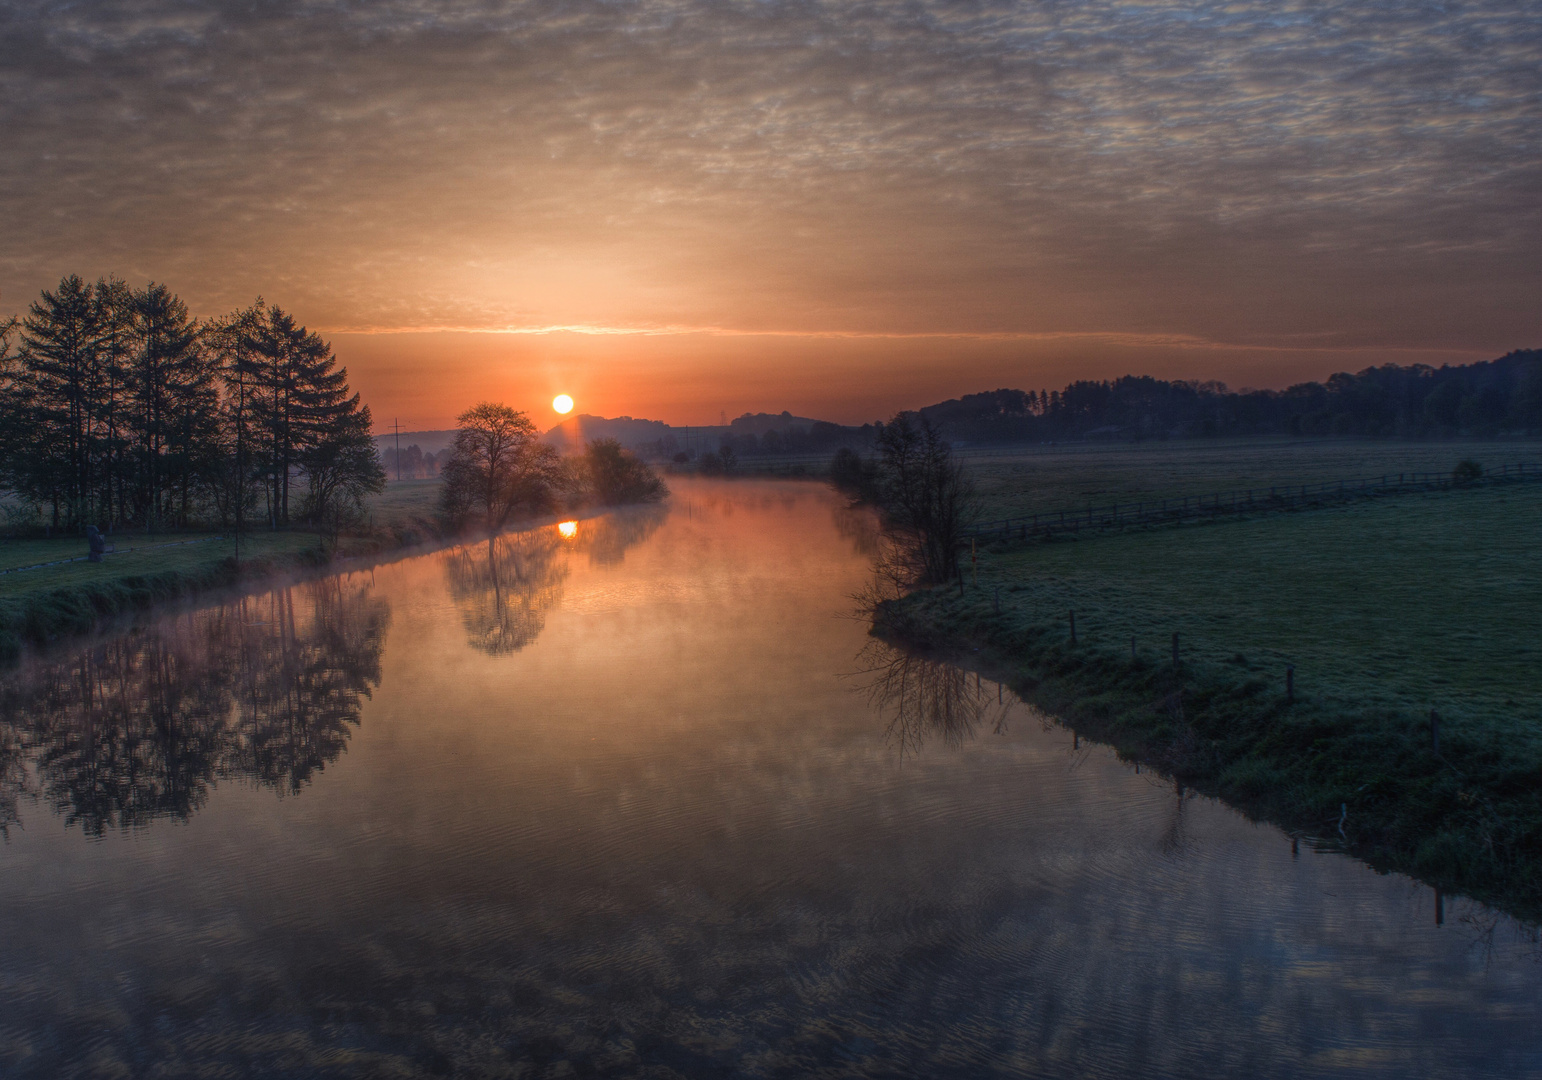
left=393, top=418, right=401, bottom=482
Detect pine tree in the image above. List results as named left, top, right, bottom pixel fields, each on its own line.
left=129, top=283, right=213, bottom=530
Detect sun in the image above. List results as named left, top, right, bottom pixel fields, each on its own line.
left=552, top=394, right=574, bottom=414
left=557, top=520, right=578, bottom=539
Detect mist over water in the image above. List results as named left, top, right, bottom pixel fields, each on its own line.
left=0, top=480, right=1537, bottom=1077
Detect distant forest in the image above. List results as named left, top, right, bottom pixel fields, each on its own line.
left=917, top=351, right=1542, bottom=445
left=0, top=275, right=383, bottom=531
left=668, top=350, right=1542, bottom=461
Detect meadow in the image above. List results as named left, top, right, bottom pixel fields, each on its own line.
left=879, top=463, right=1542, bottom=918
left=961, top=436, right=1542, bottom=520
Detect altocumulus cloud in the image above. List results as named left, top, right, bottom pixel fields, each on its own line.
left=0, top=0, right=1538, bottom=349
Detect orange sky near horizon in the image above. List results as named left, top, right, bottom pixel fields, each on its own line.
left=2, top=1, right=1537, bottom=429
left=335, top=329, right=1501, bottom=431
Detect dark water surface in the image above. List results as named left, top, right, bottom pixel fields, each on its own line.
left=0, top=480, right=1537, bottom=1078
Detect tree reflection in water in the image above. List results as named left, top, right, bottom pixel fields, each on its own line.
left=577, top=504, right=666, bottom=567
left=444, top=529, right=568, bottom=655
left=854, top=640, right=1010, bottom=757
left=0, top=578, right=389, bottom=836
left=445, top=508, right=668, bottom=655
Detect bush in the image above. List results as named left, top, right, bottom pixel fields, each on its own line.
left=583, top=438, right=667, bottom=504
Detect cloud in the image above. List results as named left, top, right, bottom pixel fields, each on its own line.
left=0, top=0, right=1537, bottom=350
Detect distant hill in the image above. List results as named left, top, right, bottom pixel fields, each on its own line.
left=542, top=415, right=676, bottom=452
left=371, top=429, right=458, bottom=456
left=541, top=410, right=870, bottom=458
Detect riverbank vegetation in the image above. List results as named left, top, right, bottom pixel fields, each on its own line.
left=871, top=479, right=1542, bottom=918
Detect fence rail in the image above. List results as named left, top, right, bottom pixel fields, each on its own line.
left=966, top=463, right=1542, bottom=544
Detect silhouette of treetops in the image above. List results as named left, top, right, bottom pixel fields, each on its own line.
left=0, top=579, right=389, bottom=836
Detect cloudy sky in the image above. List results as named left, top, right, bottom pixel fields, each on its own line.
left=2, top=0, right=1538, bottom=424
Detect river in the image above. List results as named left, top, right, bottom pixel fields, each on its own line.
left=0, top=479, right=1537, bottom=1077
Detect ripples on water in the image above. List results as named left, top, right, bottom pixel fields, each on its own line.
left=0, top=481, right=1538, bottom=1078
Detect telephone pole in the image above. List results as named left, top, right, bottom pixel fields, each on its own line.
left=393, top=418, right=401, bottom=482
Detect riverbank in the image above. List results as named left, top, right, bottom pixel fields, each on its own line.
left=0, top=482, right=626, bottom=662
left=874, top=482, right=1542, bottom=920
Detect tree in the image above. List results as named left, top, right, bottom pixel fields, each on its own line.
left=439, top=403, right=564, bottom=532
left=129, top=282, right=216, bottom=530
left=299, top=400, right=385, bottom=544
left=17, top=275, right=98, bottom=526
left=873, top=412, right=978, bottom=584
left=582, top=438, right=667, bottom=504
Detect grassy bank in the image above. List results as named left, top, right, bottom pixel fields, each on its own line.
left=876, top=482, right=1542, bottom=919
left=0, top=531, right=330, bottom=661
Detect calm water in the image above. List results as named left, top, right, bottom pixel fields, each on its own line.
left=0, top=480, right=1537, bottom=1078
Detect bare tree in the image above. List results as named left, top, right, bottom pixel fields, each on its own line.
left=873, top=412, right=979, bottom=583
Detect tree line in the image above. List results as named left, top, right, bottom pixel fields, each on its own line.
left=919, top=351, right=1542, bottom=443
left=0, top=275, right=383, bottom=533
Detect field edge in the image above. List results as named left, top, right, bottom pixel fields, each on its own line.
left=873, top=586, right=1542, bottom=925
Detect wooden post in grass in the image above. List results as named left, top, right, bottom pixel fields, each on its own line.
left=1069, top=610, right=1077, bottom=646
left=1286, top=665, right=1295, bottom=704
left=1430, top=709, right=1440, bottom=754
left=1172, top=631, right=1180, bottom=669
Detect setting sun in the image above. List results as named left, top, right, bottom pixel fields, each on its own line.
left=553, top=394, right=574, bottom=414
left=557, top=520, right=578, bottom=539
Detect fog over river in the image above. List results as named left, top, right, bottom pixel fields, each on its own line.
left=0, top=480, right=1537, bottom=1078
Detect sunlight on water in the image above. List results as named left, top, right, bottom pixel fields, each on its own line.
left=0, top=480, right=1537, bottom=1077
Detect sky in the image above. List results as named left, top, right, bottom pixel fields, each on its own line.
left=2, top=0, right=1539, bottom=426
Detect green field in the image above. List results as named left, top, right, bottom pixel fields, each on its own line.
left=979, top=482, right=1542, bottom=726
left=365, top=477, right=442, bottom=532
left=0, top=531, right=320, bottom=597
left=879, top=474, right=1542, bottom=917
left=962, top=437, right=1542, bottom=521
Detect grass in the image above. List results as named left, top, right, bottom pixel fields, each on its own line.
left=365, top=477, right=443, bottom=534
left=0, top=530, right=328, bottom=661
left=962, top=436, right=1542, bottom=521
left=878, top=480, right=1542, bottom=919
left=0, top=474, right=574, bottom=659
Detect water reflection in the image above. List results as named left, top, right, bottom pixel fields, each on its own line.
left=445, top=510, right=668, bottom=655
left=0, top=579, right=389, bottom=836
left=445, top=530, right=567, bottom=656
left=576, top=503, right=667, bottom=567
left=854, top=640, right=1010, bottom=756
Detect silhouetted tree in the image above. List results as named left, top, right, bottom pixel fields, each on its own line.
left=874, top=412, right=978, bottom=584
left=439, top=402, right=564, bottom=531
